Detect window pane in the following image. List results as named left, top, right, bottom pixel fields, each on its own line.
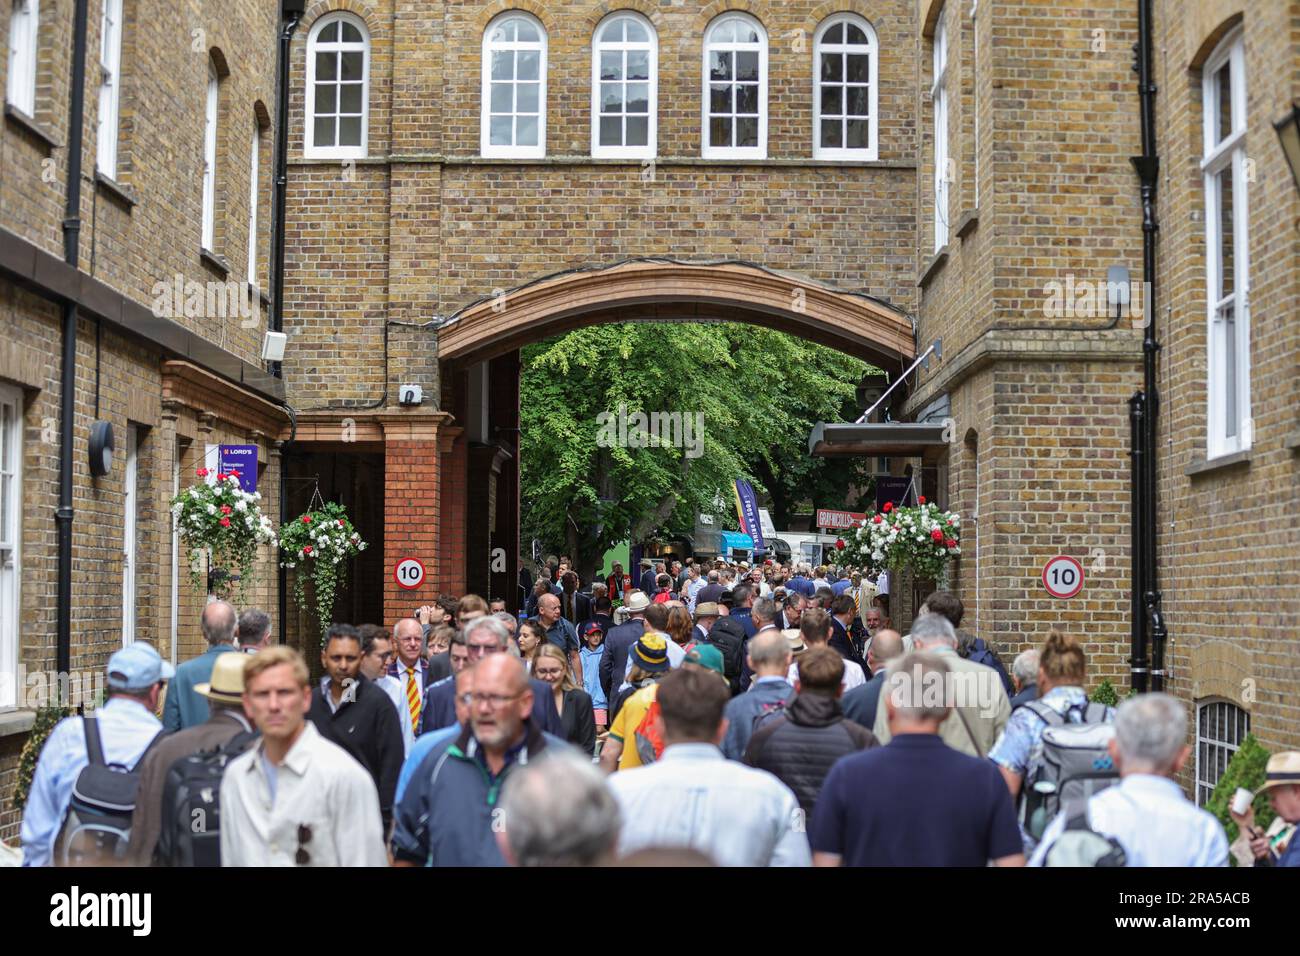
left=599, top=19, right=622, bottom=43
left=314, top=116, right=336, bottom=146
left=846, top=118, right=869, bottom=149
left=517, top=82, right=539, bottom=113
left=627, top=51, right=649, bottom=81
left=516, top=21, right=538, bottom=43
left=822, top=85, right=843, bottom=116
left=320, top=21, right=339, bottom=43
left=626, top=83, right=649, bottom=114
left=710, top=83, right=731, bottom=115
left=490, top=114, right=512, bottom=144
left=735, top=51, right=759, bottom=82
left=736, top=115, right=758, bottom=147
left=599, top=116, right=622, bottom=146
left=1215, top=63, right=1232, bottom=142
left=518, top=50, right=540, bottom=81
left=1221, top=302, right=1237, bottom=436
left=317, top=51, right=337, bottom=81
left=711, top=22, right=735, bottom=44
left=847, top=54, right=869, bottom=83
left=846, top=85, right=869, bottom=116
left=626, top=20, right=648, bottom=43
left=339, top=83, right=363, bottom=113
left=341, top=51, right=363, bottom=82
left=491, top=82, right=512, bottom=112
left=314, top=83, right=337, bottom=114
left=626, top=115, right=648, bottom=146
left=735, top=84, right=758, bottom=115
left=341, top=22, right=363, bottom=43
left=710, top=51, right=732, bottom=82
left=1217, top=168, right=1234, bottom=298
left=600, top=51, right=622, bottom=81
left=735, top=24, right=758, bottom=44
left=825, top=23, right=844, bottom=44
left=821, top=53, right=843, bottom=83
left=710, top=116, right=731, bottom=147
left=491, top=51, right=513, bottom=80
left=488, top=24, right=510, bottom=44
left=847, top=24, right=868, bottom=45
left=600, top=82, right=622, bottom=112
left=517, top=115, right=538, bottom=145
left=821, top=119, right=842, bottom=148
left=338, top=115, right=361, bottom=146
left=0, top=475, right=8, bottom=541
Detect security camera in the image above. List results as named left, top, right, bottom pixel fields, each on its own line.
left=399, top=385, right=423, bottom=406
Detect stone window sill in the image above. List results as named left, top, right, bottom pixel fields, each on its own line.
left=1185, top=449, right=1251, bottom=478
left=955, top=207, right=980, bottom=239
left=4, top=104, right=60, bottom=151
left=918, top=245, right=950, bottom=288
left=0, top=708, right=36, bottom=738
left=95, top=171, right=138, bottom=209
left=200, top=248, right=231, bottom=277
left=1286, top=429, right=1300, bottom=453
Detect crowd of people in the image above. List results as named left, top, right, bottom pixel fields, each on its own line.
left=17, top=553, right=1300, bottom=868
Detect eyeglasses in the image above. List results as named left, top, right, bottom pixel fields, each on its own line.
left=296, top=823, right=312, bottom=865
left=466, top=643, right=502, bottom=657
left=457, top=691, right=523, bottom=709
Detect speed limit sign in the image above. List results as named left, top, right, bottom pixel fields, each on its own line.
left=394, top=557, right=426, bottom=590
left=1042, top=555, right=1084, bottom=599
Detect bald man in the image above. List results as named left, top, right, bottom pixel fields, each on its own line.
left=720, top=630, right=794, bottom=760
left=163, top=600, right=238, bottom=731
left=536, top=592, right=583, bottom=685
left=391, top=654, right=573, bottom=866
left=841, top=629, right=903, bottom=728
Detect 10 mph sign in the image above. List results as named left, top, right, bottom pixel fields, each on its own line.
left=394, top=557, right=426, bottom=590
left=1042, top=555, right=1084, bottom=599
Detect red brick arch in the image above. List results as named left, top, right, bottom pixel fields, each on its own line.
left=436, top=260, right=916, bottom=370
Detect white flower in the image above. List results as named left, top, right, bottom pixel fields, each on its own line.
left=234, top=499, right=248, bottom=512
left=206, top=504, right=216, bottom=515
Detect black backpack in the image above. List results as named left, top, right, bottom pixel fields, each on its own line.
left=56, top=716, right=164, bottom=866
left=155, top=729, right=259, bottom=867
left=701, top=617, right=746, bottom=695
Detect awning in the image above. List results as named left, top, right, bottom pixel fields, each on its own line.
left=807, top=421, right=950, bottom=461
left=720, top=531, right=755, bottom=552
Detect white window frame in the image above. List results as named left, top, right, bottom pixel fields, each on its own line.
left=201, top=62, right=218, bottom=252
left=812, top=13, right=878, bottom=161
left=96, top=0, right=123, bottom=179
left=1195, top=698, right=1250, bottom=807
left=6, top=0, right=38, bottom=115
left=591, top=12, right=657, bottom=160
left=971, top=0, right=979, bottom=207
left=247, top=122, right=261, bottom=287
left=932, top=11, right=949, bottom=251
left=0, top=383, right=21, bottom=710
left=481, top=12, right=547, bottom=159
left=305, top=12, right=370, bottom=160
left=121, top=423, right=138, bottom=646
left=701, top=13, right=768, bottom=160
left=1201, top=28, right=1251, bottom=459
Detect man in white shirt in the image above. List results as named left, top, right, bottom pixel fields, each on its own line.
left=221, top=646, right=386, bottom=867
left=1030, top=692, right=1228, bottom=867
left=607, top=667, right=810, bottom=866
left=788, top=608, right=866, bottom=692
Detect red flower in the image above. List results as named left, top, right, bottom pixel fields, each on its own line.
left=918, top=495, right=927, bottom=505
left=219, top=517, right=231, bottom=527
left=835, top=539, right=845, bottom=550
left=338, top=519, right=345, bottom=527
left=196, top=468, right=208, bottom=478
left=303, top=545, right=313, bottom=554
left=872, top=515, right=882, bottom=524
left=220, top=505, right=232, bottom=515
left=882, top=502, right=893, bottom=513
left=944, top=538, right=957, bottom=549
left=302, top=515, right=312, bottom=524
left=931, top=528, right=944, bottom=542
left=216, top=473, right=226, bottom=481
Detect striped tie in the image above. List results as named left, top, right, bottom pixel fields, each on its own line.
left=405, top=666, right=421, bottom=729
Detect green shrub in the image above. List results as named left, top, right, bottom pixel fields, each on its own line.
left=11, top=705, right=72, bottom=813
left=1206, top=733, right=1276, bottom=850
left=1090, top=679, right=1120, bottom=706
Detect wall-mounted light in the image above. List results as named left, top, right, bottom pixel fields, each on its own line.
left=89, top=420, right=114, bottom=477
left=261, top=330, right=287, bottom=362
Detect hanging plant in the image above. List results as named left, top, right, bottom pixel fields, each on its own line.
left=849, top=496, right=961, bottom=581
left=278, top=500, right=367, bottom=645
left=171, top=469, right=277, bottom=602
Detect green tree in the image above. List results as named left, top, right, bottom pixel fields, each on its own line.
left=520, top=322, right=872, bottom=581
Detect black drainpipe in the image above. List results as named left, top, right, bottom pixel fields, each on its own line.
left=55, top=0, right=91, bottom=690
left=272, top=2, right=303, bottom=641
left=1130, top=0, right=1165, bottom=692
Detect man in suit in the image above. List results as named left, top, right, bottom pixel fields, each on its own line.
left=729, top=584, right=758, bottom=639
left=163, top=600, right=238, bottom=731
left=557, top=571, right=592, bottom=626
left=638, top=561, right=659, bottom=596
left=387, top=616, right=435, bottom=737
left=828, top=593, right=868, bottom=671
left=599, top=590, right=650, bottom=703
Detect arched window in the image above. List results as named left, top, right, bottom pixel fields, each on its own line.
left=592, top=12, right=656, bottom=158
left=306, top=13, right=370, bottom=159
left=702, top=13, right=766, bottom=159
left=6, top=0, right=39, bottom=116
left=814, top=14, right=877, bottom=160
left=1202, top=26, right=1250, bottom=458
left=1195, top=699, right=1250, bottom=807
left=482, top=12, right=547, bottom=158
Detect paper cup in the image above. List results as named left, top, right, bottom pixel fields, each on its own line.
left=1231, top=787, right=1254, bottom=815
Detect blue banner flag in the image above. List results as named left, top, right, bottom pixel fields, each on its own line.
left=733, top=479, right=766, bottom=552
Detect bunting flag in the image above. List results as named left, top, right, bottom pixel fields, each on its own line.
left=733, top=479, right=766, bottom=552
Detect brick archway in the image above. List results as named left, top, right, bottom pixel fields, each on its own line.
left=436, top=260, right=915, bottom=369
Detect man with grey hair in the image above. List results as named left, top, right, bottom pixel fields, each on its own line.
left=811, top=652, right=1024, bottom=867
left=1009, top=648, right=1041, bottom=709
left=498, top=752, right=621, bottom=866
left=236, top=607, right=272, bottom=654
left=871, top=612, right=1010, bottom=757
left=721, top=629, right=794, bottom=759
left=163, top=600, right=238, bottom=731
left=494, top=610, right=519, bottom=642
left=841, top=629, right=903, bottom=727
left=1030, top=693, right=1228, bottom=866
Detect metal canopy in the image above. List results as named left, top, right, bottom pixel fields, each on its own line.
left=807, top=421, right=950, bottom=460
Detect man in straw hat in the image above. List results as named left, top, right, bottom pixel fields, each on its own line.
left=600, top=589, right=651, bottom=703
left=1232, top=750, right=1300, bottom=867
left=127, top=651, right=257, bottom=866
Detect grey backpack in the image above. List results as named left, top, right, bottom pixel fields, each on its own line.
left=1021, top=700, right=1117, bottom=841
left=1039, top=800, right=1127, bottom=867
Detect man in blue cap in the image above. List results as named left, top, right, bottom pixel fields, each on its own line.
left=21, top=642, right=173, bottom=866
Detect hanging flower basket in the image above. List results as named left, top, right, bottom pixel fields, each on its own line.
left=278, top=501, right=367, bottom=645
left=850, top=496, right=961, bottom=581
left=171, top=469, right=276, bottom=602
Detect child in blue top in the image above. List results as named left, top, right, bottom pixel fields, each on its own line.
left=578, top=621, right=608, bottom=735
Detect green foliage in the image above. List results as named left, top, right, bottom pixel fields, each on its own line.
left=171, top=471, right=276, bottom=602
left=11, top=705, right=72, bottom=813
left=1090, top=679, right=1120, bottom=706
left=520, top=322, right=872, bottom=575
left=1206, top=734, right=1276, bottom=848
left=279, top=501, right=368, bottom=645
